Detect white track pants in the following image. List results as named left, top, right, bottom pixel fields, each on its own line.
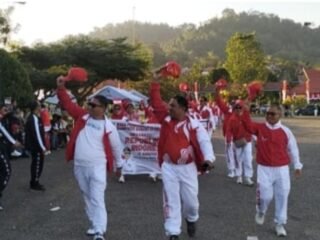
left=256, top=164, right=290, bottom=225
left=234, top=142, right=253, bottom=178
left=74, top=164, right=107, bottom=234
left=225, top=138, right=236, bottom=172
left=162, top=161, right=199, bottom=236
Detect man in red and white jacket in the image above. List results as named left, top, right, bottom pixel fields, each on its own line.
left=225, top=100, right=254, bottom=185
left=150, top=75, right=215, bottom=240
left=56, top=77, right=123, bottom=240
left=242, top=104, right=303, bottom=237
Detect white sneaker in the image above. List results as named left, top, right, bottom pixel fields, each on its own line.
left=118, top=175, right=125, bottom=183
left=244, top=177, right=254, bottom=186
left=149, top=173, right=157, bottom=182
left=93, top=233, right=105, bottom=240
left=227, top=170, right=235, bottom=178
left=86, top=228, right=95, bottom=236
left=11, top=150, right=22, bottom=157
left=275, top=224, right=287, bottom=237
left=255, top=212, right=265, bottom=225
left=44, top=150, right=51, bottom=155
left=236, top=176, right=243, bottom=184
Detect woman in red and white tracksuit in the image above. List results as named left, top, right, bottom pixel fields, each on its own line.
left=225, top=100, right=254, bottom=185
left=242, top=104, right=303, bottom=237
left=150, top=77, right=215, bottom=240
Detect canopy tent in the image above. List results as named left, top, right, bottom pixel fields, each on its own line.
left=129, top=89, right=149, bottom=102
left=89, top=86, right=142, bottom=103
left=44, top=92, right=76, bottom=105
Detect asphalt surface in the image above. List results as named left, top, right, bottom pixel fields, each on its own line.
left=0, top=116, right=319, bottom=240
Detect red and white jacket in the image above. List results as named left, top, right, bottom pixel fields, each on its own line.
left=57, top=87, right=123, bottom=172
left=242, top=111, right=302, bottom=169
left=149, top=82, right=215, bottom=169
left=225, top=112, right=252, bottom=144
left=198, top=105, right=216, bottom=132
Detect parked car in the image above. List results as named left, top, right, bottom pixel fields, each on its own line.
left=295, top=104, right=319, bottom=116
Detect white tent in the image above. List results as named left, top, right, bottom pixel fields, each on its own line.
left=44, top=92, right=76, bottom=105
left=129, top=89, right=149, bottom=102
left=89, top=86, right=142, bottom=103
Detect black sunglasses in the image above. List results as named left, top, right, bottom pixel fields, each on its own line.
left=234, top=106, right=242, bottom=110
left=266, top=111, right=277, bottom=116
left=88, top=102, right=103, bottom=108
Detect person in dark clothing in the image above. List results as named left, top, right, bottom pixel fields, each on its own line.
left=25, top=101, right=47, bottom=191
left=0, top=104, right=22, bottom=210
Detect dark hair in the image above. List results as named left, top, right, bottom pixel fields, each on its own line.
left=29, top=101, right=40, bottom=112
left=93, top=95, right=111, bottom=108
left=173, top=95, right=188, bottom=112
left=269, top=103, right=282, bottom=111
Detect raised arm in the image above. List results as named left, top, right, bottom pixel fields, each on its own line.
left=149, top=76, right=169, bottom=123
left=214, top=91, right=230, bottom=115
left=56, top=77, right=87, bottom=120
left=240, top=110, right=259, bottom=135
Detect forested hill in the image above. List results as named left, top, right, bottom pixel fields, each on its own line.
left=88, top=8, right=320, bottom=66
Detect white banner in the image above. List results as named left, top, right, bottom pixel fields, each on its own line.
left=112, top=120, right=161, bottom=175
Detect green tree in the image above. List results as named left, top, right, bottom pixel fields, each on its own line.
left=0, top=49, right=33, bottom=104
left=0, top=6, right=20, bottom=47
left=17, top=36, right=152, bottom=102
left=224, top=32, right=267, bottom=83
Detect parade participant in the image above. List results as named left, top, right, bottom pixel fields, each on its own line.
left=150, top=74, right=215, bottom=240
left=122, top=100, right=139, bottom=122
left=225, top=100, right=254, bottom=185
left=210, top=101, right=221, bottom=128
left=25, top=101, right=47, bottom=191
left=110, top=104, right=124, bottom=120
left=56, top=77, right=123, bottom=240
left=0, top=104, right=22, bottom=210
left=198, top=96, right=216, bottom=138
left=242, top=104, right=303, bottom=237
left=144, top=99, right=159, bottom=124
left=214, top=87, right=236, bottom=178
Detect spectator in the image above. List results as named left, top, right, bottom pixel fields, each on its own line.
left=25, top=101, right=47, bottom=191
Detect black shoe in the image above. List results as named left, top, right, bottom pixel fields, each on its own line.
left=30, top=183, right=46, bottom=191
left=169, top=235, right=179, bottom=240
left=186, top=220, right=196, bottom=237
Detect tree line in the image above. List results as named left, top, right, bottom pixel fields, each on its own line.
left=0, top=8, right=319, bottom=105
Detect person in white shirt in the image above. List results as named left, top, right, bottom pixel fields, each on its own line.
left=56, top=77, right=123, bottom=240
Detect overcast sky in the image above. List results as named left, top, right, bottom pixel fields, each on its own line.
left=5, top=0, right=320, bottom=45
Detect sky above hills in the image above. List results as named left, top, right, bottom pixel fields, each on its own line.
left=5, top=0, right=320, bottom=45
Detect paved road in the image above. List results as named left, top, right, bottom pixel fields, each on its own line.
left=1, top=117, right=319, bottom=240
